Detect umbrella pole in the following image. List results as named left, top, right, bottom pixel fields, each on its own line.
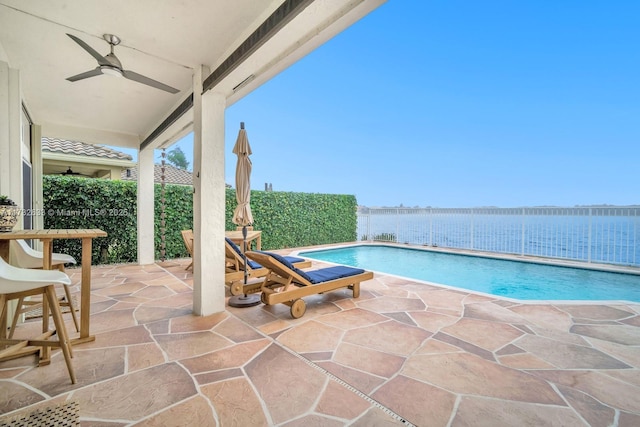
left=228, top=224, right=261, bottom=308
left=243, top=225, right=248, bottom=285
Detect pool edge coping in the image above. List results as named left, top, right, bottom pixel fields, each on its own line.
left=291, top=241, right=640, bottom=306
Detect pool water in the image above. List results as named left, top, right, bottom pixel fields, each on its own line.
left=299, top=245, right=640, bottom=302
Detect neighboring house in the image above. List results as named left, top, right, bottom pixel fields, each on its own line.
left=121, top=164, right=193, bottom=185
left=43, top=136, right=199, bottom=186
left=42, top=137, right=135, bottom=179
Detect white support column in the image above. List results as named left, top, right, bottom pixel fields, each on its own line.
left=137, top=147, right=155, bottom=264
left=0, top=62, right=22, bottom=205
left=192, top=65, right=226, bottom=315
left=0, top=61, right=22, bottom=323
left=31, top=125, right=44, bottom=231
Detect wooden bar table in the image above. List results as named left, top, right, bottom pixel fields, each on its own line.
left=0, top=229, right=107, bottom=346
left=225, top=229, right=262, bottom=252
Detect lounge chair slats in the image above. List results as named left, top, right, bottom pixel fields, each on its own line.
left=225, top=238, right=311, bottom=296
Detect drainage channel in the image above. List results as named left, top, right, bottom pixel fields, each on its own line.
left=275, top=340, right=415, bottom=426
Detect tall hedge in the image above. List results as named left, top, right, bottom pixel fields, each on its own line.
left=154, top=183, right=193, bottom=259
left=43, top=176, right=138, bottom=264
left=235, top=191, right=357, bottom=249
left=42, top=176, right=356, bottom=264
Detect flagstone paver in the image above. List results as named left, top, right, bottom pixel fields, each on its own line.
left=72, top=362, right=197, bottom=422
left=342, top=319, right=431, bottom=355
left=372, top=375, right=456, bottom=426
left=402, top=352, right=565, bottom=404
left=441, top=317, right=524, bottom=351
left=245, top=344, right=328, bottom=425
left=531, top=370, right=640, bottom=414
left=200, top=377, right=268, bottom=426
left=134, top=395, right=217, bottom=427
left=451, top=396, right=587, bottom=427
left=570, top=324, right=640, bottom=345
left=277, top=320, right=344, bottom=352
left=1, top=254, right=638, bottom=427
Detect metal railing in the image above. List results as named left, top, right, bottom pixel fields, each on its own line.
left=357, top=207, right=640, bottom=267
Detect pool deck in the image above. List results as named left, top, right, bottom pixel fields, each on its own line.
left=1, top=246, right=639, bottom=426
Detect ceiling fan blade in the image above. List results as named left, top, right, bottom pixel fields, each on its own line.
left=122, top=70, right=179, bottom=94
left=67, top=33, right=110, bottom=66
left=66, top=67, right=103, bottom=82
left=60, top=167, right=81, bottom=176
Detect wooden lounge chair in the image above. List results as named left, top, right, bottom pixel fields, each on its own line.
left=225, top=238, right=311, bottom=296
left=181, top=230, right=194, bottom=270
left=245, top=250, right=373, bottom=318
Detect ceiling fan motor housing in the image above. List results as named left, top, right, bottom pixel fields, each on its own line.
left=103, top=34, right=121, bottom=46
left=65, top=33, right=179, bottom=93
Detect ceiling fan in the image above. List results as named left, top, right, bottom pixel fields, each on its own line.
left=58, top=167, right=88, bottom=177
left=65, top=33, right=179, bottom=94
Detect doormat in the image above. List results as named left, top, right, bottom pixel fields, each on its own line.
left=0, top=400, right=80, bottom=426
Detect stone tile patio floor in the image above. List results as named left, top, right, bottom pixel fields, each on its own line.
left=1, top=252, right=639, bottom=426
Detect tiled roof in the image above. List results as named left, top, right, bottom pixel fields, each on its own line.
left=122, top=164, right=193, bottom=186
left=42, top=137, right=133, bottom=160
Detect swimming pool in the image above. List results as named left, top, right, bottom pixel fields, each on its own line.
left=298, top=245, right=640, bottom=302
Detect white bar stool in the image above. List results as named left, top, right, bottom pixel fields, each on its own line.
left=9, top=239, right=79, bottom=334
left=0, top=256, right=76, bottom=384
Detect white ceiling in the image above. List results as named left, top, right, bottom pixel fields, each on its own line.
left=0, top=0, right=385, bottom=149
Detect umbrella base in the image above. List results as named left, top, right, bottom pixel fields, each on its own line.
left=228, top=293, right=261, bottom=308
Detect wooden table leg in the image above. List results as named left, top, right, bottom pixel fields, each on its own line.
left=0, top=294, right=6, bottom=340
left=41, top=239, right=52, bottom=363
left=0, top=241, right=9, bottom=263
left=79, top=237, right=93, bottom=341
left=0, top=242, right=9, bottom=342
left=42, top=239, right=52, bottom=270
left=64, top=237, right=95, bottom=346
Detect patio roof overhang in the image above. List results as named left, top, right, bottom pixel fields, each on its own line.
left=0, top=0, right=385, bottom=150
left=0, top=0, right=386, bottom=316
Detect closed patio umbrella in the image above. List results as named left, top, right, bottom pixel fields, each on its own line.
left=228, top=122, right=260, bottom=307
left=232, top=122, right=254, bottom=228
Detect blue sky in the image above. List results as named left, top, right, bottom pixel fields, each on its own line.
left=118, top=1, right=639, bottom=208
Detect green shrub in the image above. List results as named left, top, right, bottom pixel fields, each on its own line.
left=43, top=176, right=138, bottom=264
left=154, top=184, right=193, bottom=259
left=242, top=191, right=357, bottom=249
left=42, top=176, right=356, bottom=264
left=373, top=232, right=396, bottom=242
